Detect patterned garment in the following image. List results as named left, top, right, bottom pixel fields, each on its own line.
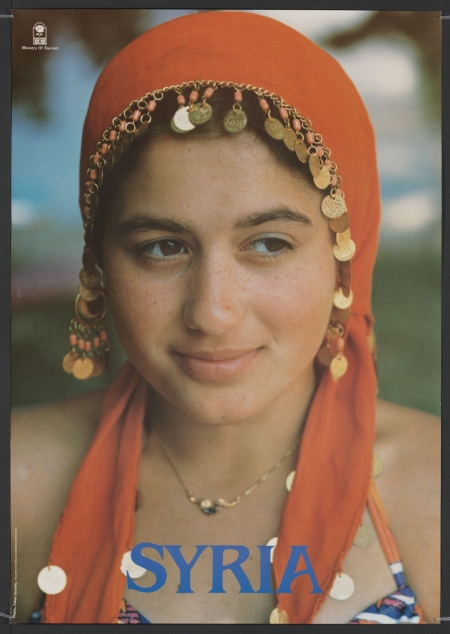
left=349, top=564, right=424, bottom=624
left=116, top=579, right=424, bottom=625
left=117, top=598, right=150, bottom=624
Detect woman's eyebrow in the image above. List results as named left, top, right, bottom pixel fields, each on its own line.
left=235, top=207, right=313, bottom=229
left=115, top=215, right=194, bottom=236
left=115, top=207, right=313, bottom=236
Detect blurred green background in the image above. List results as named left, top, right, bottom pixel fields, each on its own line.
left=11, top=10, right=441, bottom=416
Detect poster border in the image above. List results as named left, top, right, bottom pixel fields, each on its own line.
left=8, top=0, right=450, bottom=11
left=0, top=2, right=11, bottom=630
left=3, top=0, right=449, bottom=630
left=441, top=3, right=450, bottom=627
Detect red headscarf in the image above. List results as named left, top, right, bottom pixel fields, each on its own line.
left=45, top=11, right=380, bottom=623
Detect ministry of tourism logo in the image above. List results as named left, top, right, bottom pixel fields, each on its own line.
left=22, top=23, right=58, bottom=50
left=33, top=22, right=47, bottom=45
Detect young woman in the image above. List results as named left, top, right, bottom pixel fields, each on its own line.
left=11, top=11, right=440, bottom=624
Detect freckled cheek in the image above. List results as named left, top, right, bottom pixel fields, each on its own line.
left=104, top=267, right=181, bottom=347
left=255, top=262, right=335, bottom=344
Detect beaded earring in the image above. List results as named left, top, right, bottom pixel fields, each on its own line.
left=63, top=250, right=109, bottom=380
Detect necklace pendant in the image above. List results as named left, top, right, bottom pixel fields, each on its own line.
left=199, top=498, right=220, bottom=515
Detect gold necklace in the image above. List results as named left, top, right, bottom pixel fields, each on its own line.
left=156, top=432, right=299, bottom=515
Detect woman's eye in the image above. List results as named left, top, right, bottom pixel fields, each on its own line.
left=140, top=239, right=187, bottom=258
left=249, top=237, right=293, bottom=255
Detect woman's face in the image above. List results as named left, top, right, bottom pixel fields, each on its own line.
left=102, top=132, right=337, bottom=424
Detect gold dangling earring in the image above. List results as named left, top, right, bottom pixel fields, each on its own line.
left=62, top=248, right=109, bottom=380
left=317, top=258, right=353, bottom=382
left=317, top=319, right=348, bottom=381
left=64, top=88, right=159, bottom=379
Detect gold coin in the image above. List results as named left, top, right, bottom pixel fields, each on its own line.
left=283, top=128, right=296, bottom=151
left=79, top=268, right=101, bottom=289
left=295, top=138, right=308, bottom=163
left=333, top=240, right=356, bottom=262
left=72, top=357, right=94, bottom=380
left=330, top=354, right=348, bottom=381
left=339, top=260, right=352, bottom=286
left=317, top=345, right=333, bottom=367
left=313, top=167, right=331, bottom=190
left=91, top=356, right=106, bottom=377
left=333, top=287, right=354, bottom=310
left=266, top=536, right=278, bottom=563
left=120, top=550, right=147, bottom=579
left=78, top=284, right=101, bottom=302
left=331, top=306, right=350, bottom=322
left=62, top=351, right=79, bottom=374
left=321, top=194, right=347, bottom=219
left=269, top=606, right=290, bottom=624
left=172, top=106, right=196, bottom=132
left=189, top=102, right=212, bottom=125
left=336, top=228, right=351, bottom=246
left=285, top=470, right=296, bottom=492
left=329, top=213, right=350, bottom=234
left=75, top=292, right=107, bottom=324
left=329, top=572, right=355, bottom=601
left=309, top=154, right=321, bottom=177
left=264, top=117, right=285, bottom=140
left=170, top=118, right=186, bottom=134
left=373, top=453, right=383, bottom=478
left=37, top=565, right=67, bottom=595
left=223, top=108, right=247, bottom=133
left=76, top=297, right=92, bottom=321
left=353, top=523, right=376, bottom=548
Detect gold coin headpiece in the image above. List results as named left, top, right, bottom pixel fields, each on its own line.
left=65, top=82, right=355, bottom=380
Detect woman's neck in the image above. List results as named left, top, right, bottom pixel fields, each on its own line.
left=143, top=365, right=319, bottom=497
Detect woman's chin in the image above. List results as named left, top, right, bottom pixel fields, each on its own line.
left=176, top=391, right=268, bottom=426
left=151, top=378, right=273, bottom=426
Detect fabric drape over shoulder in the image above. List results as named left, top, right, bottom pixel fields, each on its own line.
left=45, top=11, right=380, bottom=623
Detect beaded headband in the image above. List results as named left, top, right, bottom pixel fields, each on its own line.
left=62, top=81, right=355, bottom=381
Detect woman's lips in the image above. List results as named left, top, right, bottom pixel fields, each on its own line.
left=173, top=348, right=261, bottom=381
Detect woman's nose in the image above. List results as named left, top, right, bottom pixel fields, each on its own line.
left=182, top=256, right=245, bottom=335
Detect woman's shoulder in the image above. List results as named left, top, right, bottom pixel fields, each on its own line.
left=374, top=398, right=440, bottom=532
left=11, top=388, right=107, bottom=621
left=12, top=388, right=107, bottom=482
left=12, top=387, right=107, bottom=521
left=375, top=398, right=439, bottom=497
left=376, top=397, right=439, bottom=443
left=374, top=399, right=440, bottom=622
